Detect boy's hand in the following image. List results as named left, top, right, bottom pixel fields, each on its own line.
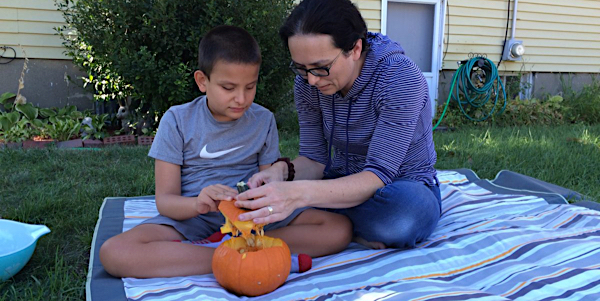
left=196, top=184, right=237, bottom=214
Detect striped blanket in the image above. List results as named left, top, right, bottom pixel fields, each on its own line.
left=87, top=170, right=600, bottom=300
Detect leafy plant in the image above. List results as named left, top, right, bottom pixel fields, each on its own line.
left=0, top=92, right=16, bottom=111
left=46, top=118, right=82, bottom=142
left=0, top=111, right=19, bottom=132
left=0, top=94, right=45, bottom=142
left=40, top=105, right=82, bottom=121
left=562, top=76, right=600, bottom=124
left=0, top=48, right=42, bottom=143
left=35, top=105, right=92, bottom=141
left=0, top=118, right=33, bottom=142
left=490, top=95, right=566, bottom=126
left=140, top=127, right=156, bottom=137
left=434, top=93, right=569, bottom=129
left=55, top=0, right=295, bottom=129
left=0, top=97, right=116, bottom=143
left=81, top=113, right=110, bottom=140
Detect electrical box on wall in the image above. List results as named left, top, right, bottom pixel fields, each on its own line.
left=502, top=39, right=525, bottom=61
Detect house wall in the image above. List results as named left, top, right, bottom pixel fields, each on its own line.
left=0, top=0, right=92, bottom=110
left=356, top=0, right=382, bottom=33
left=369, top=0, right=600, bottom=104
left=440, top=0, right=600, bottom=102
left=442, top=0, right=600, bottom=74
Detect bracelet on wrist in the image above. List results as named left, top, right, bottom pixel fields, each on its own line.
left=273, top=157, right=295, bottom=181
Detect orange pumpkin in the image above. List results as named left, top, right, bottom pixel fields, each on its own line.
left=212, top=200, right=291, bottom=296
left=212, top=235, right=291, bottom=296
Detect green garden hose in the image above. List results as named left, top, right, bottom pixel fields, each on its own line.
left=433, top=56, right=507, bottom=131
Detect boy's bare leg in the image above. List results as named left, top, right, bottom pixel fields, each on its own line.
left=99, top=224, right=215, bottom=278
left=265, top=209, right=353, bottom=257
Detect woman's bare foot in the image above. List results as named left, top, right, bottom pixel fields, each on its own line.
left=353, top=236, right=386, bottom=249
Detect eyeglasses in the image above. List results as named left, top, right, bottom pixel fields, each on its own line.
left=288, top=50, right=344, bottom=78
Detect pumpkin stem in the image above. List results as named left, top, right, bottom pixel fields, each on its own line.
left=236, top=181, right=250, bottom=193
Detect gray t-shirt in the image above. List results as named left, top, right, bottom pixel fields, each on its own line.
left=148, top=96, right=280, bottom=197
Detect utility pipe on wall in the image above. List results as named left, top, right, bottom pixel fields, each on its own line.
left=511, top=0, right=518, bottom=39
left=502, top=0, right=525, bottom=61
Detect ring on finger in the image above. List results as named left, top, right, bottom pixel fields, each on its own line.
left=266, top=206, right=274, bottom=215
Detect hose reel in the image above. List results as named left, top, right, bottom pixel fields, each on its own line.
left=433, top=53, right=507, bottom=130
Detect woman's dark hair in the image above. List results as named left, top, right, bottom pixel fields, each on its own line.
left=279, top=0, right=369, bottom=54
left=198, top=25, right=261, bottom=78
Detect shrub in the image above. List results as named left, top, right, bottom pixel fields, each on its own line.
left=434, top=94, right=568, bottom=129
left=56, top=0, right=295, bottom=127
left=273, top=90, right=299, bottom=134
left=562, top=76, right=600, bottom=124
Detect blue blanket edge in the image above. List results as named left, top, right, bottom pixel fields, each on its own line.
left=86, top=168, right=595, bottom=300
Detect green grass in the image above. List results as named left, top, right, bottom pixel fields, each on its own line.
left=1, top=124, right=599, bottom=300
left=0, top=146, right=154, bottom=300
left=433, top=124, right=600, bottom=201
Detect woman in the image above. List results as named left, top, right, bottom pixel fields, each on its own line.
left=236, top=0, right=440, bottom=249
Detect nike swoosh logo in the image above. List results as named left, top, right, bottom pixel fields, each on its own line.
left=200, top=144, right=244, bottom=159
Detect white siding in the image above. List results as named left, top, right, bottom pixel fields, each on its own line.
left=0, top=0, right=67, bottom=59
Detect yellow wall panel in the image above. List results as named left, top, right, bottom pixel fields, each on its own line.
left=0, top=0, right=57, bottom=10
left=355, top=0, right=381, bottom=32
left=449, top=44, right=600, bottom=58
left=449, top=26, right=599, bottom=42
left=443, top=0, right=600, bottom=72
left=365, top=19, right=381, bottom=31
left=2, top=45, right=66, bottom=59
left=0, top=1, right=66, bottom=59
left=443, top=54, right=600, bottom=73
left=0, top=20, right=64, bottom=34
left=0, top=7, right=18, bottom=20
left=15, top=9, right=65, bottom=23
left=361, top=9, right=380, bottom=20
left=1, top=33, right=63, bottom=48
left=355, top=0, right=380, bottom=10
left=0, top=20, right=17, bottom=32
left=519, top=0, right=600, bottom=10
left=447, top=34, right=600, bottom=49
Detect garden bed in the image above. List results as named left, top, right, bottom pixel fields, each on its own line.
left=0, top=135, right=155, bottom=150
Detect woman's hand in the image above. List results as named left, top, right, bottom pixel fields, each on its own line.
left=235, top=181, right=302, bottom=224
left=246, top=161, right=287, bottom=188
left=196, top=184, right=237, bottom=215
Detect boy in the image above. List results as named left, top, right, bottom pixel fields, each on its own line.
left=99, top=25, right=352, bottom=278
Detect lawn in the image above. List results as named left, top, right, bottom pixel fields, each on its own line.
left=1, top=124, right=599, bottom=300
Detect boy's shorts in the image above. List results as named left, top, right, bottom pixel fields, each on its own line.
left=141, top=207, right=308, bottom=241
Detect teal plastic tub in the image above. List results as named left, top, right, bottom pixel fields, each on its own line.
left=0, top=219, right=51, bottom=281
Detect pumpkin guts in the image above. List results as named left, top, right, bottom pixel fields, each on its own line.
left=217, top=197, right=265, bottom=248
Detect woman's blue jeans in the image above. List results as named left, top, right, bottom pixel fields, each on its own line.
left=331, top=178, right=441, bottom=248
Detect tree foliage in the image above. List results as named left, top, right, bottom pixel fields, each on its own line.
left=56, top=0, right=295, bottom=126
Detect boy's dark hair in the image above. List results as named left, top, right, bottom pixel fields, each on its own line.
left=198, top=25, right=261, bottom=78
left=279, top=0, right=369, bottom=54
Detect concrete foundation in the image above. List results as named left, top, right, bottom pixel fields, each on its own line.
left=435, top=70, right=599, bottom=108
left=0, top=58, right=93, bottom=110
left=532, top=73, right=598, bottom=98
